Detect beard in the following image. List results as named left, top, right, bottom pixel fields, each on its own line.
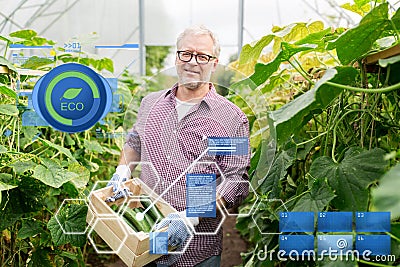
left=180, top=80, right=205, bottom=90
left=178, top=70, right=212, bottom=90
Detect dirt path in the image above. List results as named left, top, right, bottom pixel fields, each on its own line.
left=221, top=215, right=248, bottom=267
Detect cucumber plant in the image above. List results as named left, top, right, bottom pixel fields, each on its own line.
left=0, top=29, right=136, bottom=266
left=232, top=1, right=400, bottom=266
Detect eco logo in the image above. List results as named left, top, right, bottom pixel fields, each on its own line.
left=32, top=63, right=112, bottom=132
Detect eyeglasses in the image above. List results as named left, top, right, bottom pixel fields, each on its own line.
left=177, top=50, right=216, bottom=65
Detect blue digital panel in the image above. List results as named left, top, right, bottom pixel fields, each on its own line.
left=279, top=212, right=314, bottom=232
left=10, top=44, right=52, bottom=49
left=186, top=173, right=216, bottom=218
left=356, top=235, right=391, bottom=256
left=317, top=235, right=353, bottom=255
left=149, top=232, right=168, bottom=255
left=318, top=212, right=353, bottom=232
left=207, top=137, right=248, bottom=155
left=355, top=212, right=390, bottom=232
left=279, top=235, right=314, bottom=255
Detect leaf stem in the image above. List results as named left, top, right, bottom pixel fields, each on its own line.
left=357, top=259, right=393, bottom=267
left=279, top=190, right=310, bottom=209
left=4, top=40, right=9, bottom=58
left=77, top=247, right=85, bottom=267
left=390, top=19, right=400, bottom=41
left=332, top=109, right=369, bottom=163
left=296, top=131, right=328, bottom=146
left=327, top=51, right=341, bottom=65
left=387, top=231, right=400, bottom=243
left=325, top=81, right=400, bottom=93
left=288, top=59, right=314, bottom=85
left=293, top=57, right=314, bottom=83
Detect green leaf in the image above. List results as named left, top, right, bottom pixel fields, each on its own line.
left=340, top=3, right=370, bottom=16
left=61, top=87, right=82, bottom=100
left=378, top=54, right=400, bottom=68
left=27, top=248, right=52, bottom=267
left=239, top=35, right=274, bottom=65
left=392, top=223, right=400, bottom=243
left=359, top=2, right=388, bottom=25
left=32, top=158, right=78, bottom=188
left=257, top=147, right=296, bottom=196
left=0, top=144, right=7, bottom=153
left=98, top=58, right=114, bottom=73
left=60, top=251, right=78, bottom=260
left=249, top=42, right=315, bottom=86
left=47, top=204, right=88, bottom=246
left=0, top=188, right=24, bottom=231
left=0, top=56, right=18, bottom=74
left=102, top=146, right=121, bottom=155
left=65, top=133, right=76, bottom=146
left=18, top=175, right=49, bottom=213
left=0, top=173, right=13, bottom=184
left=268, top=67, right=358, bottom=145
left=20, top=127, right=40, bottom=148
left=83, top=139, right=104, bottom=153
left=237, top=35, right=274, bottom=75
left=85, top=160, right=99, bottom=172
left=11, top=160, right=36, bottom=174
left=17, top=220, right=43, bottom=239
left=40, top=138, right=77, bottom=162
left=20, top=56, right=54, bottom=70
left=0, top=104, right=18, bottom=116
left=318, top=258, right=357, bottom=267
left=260, top=72, right=290, bottom=94
left=68, top=163, right=90, bottom=189
left=0, top=85, right=17, bottom=98
left=309, top=148, right=387, bottom=211
left=292, top=177, right=336, bottom=212
left=328, top=3, right=390, bottom=64
left=371, top=164, right=400, bottom=219
left=9, top=29, right=37, bottom=40
left=62, top=182, right=79, bottom=198
left=295, top=28, right=332, bottom=49
left=391, top=7, right=400, bottom=29
left=0, top=181, right=17, bottom=191
left=354, top=0, right=370, bottom=7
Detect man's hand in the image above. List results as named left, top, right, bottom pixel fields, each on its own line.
left=155, top=211, right=199, bottom=247
left=105, top=165, right=132, bottom=202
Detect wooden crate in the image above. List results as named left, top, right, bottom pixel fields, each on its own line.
left=87, top=178, right=176, bottom=267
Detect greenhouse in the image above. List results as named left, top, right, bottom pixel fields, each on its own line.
left=1, top=0, right=400, bottom=266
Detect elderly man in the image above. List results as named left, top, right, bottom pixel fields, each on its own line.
left=109, top=25, right=250, bottom=267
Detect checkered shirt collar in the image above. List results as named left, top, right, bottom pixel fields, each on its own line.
left=164, top=82, right=220, bottom=110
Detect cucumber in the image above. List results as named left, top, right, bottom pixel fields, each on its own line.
left=123, top=217, right=139, bottom=232
left=133, top=208, right=152, bottom=232
left=140, top=195, right=165, bottom=222
left=122, top=205, right=150, bottom=232
left=110, top=204, right=119, bottom=212
left=137, top=207, right=156, bottom=230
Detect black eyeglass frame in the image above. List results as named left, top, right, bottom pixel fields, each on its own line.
left=176, top=50, right=217, bottom=65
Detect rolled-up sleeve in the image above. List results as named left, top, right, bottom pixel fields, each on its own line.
left=216, top=118, right=250, bottom=209
left=125, top=130, right=141, bottom=154
left=125, top=96, right=148, bottom=154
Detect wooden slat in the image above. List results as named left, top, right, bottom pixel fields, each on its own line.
left=0, top=66, right=9, bottom=74
left=363, top=45, right=400, bottom=65
left=87, top=178, right=177, bottom=266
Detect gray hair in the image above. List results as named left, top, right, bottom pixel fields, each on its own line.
left=176, top=25, right=221, bottom=58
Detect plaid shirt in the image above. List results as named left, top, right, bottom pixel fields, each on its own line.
left=126, top=83, right=250, bottom=266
